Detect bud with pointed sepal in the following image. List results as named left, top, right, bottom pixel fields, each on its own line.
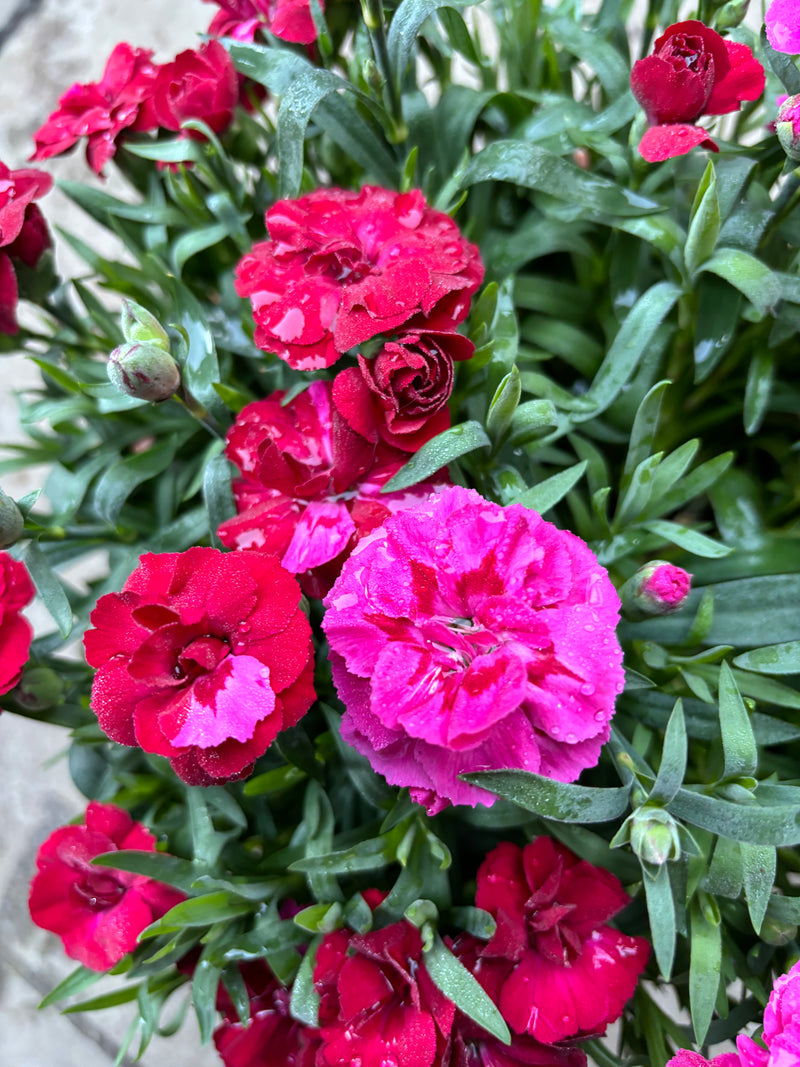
left=108, top=341, right=181, bottom=402
left=620, top=560, right=692, bottom=620
left=119, top=299, right=171, bottom=351
left=776, top=94, right=800, bottom=162
left=0, top=488, right=24, bottom=548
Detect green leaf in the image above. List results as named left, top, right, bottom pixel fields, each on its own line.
left=93, top=437, right=178, bottom=525
left=459, top=141, right=660, bottom=217
left=741, top=842, right=776, bottom=935
left=124, top=139, right=207, bottom=165
left=620, top=380, right=670, bottom=492
left=642, top=861, right=677, bottom=980
left=22, top=541, right=73, bottom=637
left=509, top=460, right=587, bottom=514
left=719, top=662, right=758, bottom=780
left=684, top=161, right=720, bottom=278
left=649, top=700, right=686, bottom=806
left=689, top=894, right=722, bottom=1045
left=91, top=850, right=199, bottom=894
left=381, top=421, right=490, bottom=492
left=289, top=938, right=321, bottom=1027
left=762, top=26, right=800, bottom=95
left=640, top=519, right=731, bottom=559
left=387, top=0, right=476, bottom=81
left=510, top=399, right=558, bottom=444
left=203, top=451, right=236, bottom=549
left=172, top=223, right=231, bottom=275
left=172, top=282, right=225, bottom=421
left=574, top=283, right=681, bottom=421
left=669, top=790, right=800, bottom=846
left=142, top=892, right=253, bottom=937
left=57, top=179, right=185, bottom=226
left=693, top=274, right=741, bottom=382
left=700, top=249, right=781, bottom=316
left=733, top=642, right=800, bottom=675
left=425, top=933, right=510, bottom=1044
left=463, top=770, right=631, bottom=823
left=743, top=350, right=774, bottom=436
left=486, top=366, right=521, bottom=444
left=547, top=16, right=630, bottom=95
left=38, top=965, right=104, bottom=1009
left=193, top=955, right=222, bottom=1045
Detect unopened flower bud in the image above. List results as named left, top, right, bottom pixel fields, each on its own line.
left=629, top=807, right=681, bottom=866
left=620, top=561, right=692, bottom=621
left=0, top=489, right=24, bottom=548
left=760, top=905, right=797, bottom=946
left=120, top=299, right=171, bottom=351
left=776, top=95, right=800, bottom=162
left=713, top=0, right=750, bottom=31
left=15, top=666, right=64, bottom=710
left=108, top=342, right=181, bottom=402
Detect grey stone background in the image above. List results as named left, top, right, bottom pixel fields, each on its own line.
left=0, top=2, right=221, bottom=1063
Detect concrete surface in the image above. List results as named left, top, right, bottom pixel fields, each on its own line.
left=0, top=3, right=221, bottom=1063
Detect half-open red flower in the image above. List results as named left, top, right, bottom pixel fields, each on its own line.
left=0, top=551, right=35, bottom=693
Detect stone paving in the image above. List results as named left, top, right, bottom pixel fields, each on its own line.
left=0, top=2, right=221, bottom=1062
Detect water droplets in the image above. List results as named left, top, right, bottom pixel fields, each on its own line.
left=579, top=682, right=595, bottom=696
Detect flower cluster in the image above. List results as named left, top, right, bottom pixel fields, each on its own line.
left=83, top=547, right=315, bottom=784
left=0, top=552, right=34, bottom=695
left=28, top=802, right=184, bottom=970
left=31, top=39, right=238, bottom=174
left=323, top=485, right=625, bottom=813
left=0, top=162, right=52, bottom=334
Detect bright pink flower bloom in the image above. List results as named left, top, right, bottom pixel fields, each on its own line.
left=83, top=547, right=315, bottom=785
left=214, top=960, right=321, bottom=1067
left=0, top=161, right=52, bottom=334
left=0, top=552, right=35, bottom=694
left=30, top=43, right=159, bottom=174
left=235, top=187, right=484, bottom=370
left=767, top=0, right=800, bottom=55
left=217, top=381, right=445, bottom=599
left=447, top=934, right=589, bottom=1067
left=473, top=839, right=649, bottom=1045
left=204, top=0, right=321, bottom=44
left=150, top=40, right=239, bottom=137
left=332, top=331, right=474, bottom=452
left=28, top=801, right=185, bottom=971
left=667, top=1054, right=741, bottom=1067
left=738, top=959, right=800, bottom=1067
left=322, top=485, right=624, bottom=813
left=314, top=917, right=456, bottom=1067
left=630, top=21, right=764, bottom=162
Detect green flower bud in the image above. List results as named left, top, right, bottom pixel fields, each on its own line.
left=120, top=300, right=171, bottom=351
left=629, top=807, right=681, bottom=866
left=777, top=95, right=800, bottom=163
left=620, top=560, right=692, bottom=621
left=0, top=488, right=24, bottom=548
left=15, top=667, right=64, bottom=711
left=108, top=342, right=181, bottom=402
left=713, top=0, right=750, bottom=31
left=760, top=907, right=797, bottom=946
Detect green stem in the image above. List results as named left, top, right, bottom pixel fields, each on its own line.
left=361, top=0, right=406, bottom=139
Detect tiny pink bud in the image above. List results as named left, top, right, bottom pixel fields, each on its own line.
left=621, top=561, right=692, bottom=620
left=776, top=93, right=800, bottom=160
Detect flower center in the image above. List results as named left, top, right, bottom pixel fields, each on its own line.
left=175, top=635, right=231, bottom=679
left=523, top=861, right=582, bottom=965
left=70, top=871, right=125, bottom=911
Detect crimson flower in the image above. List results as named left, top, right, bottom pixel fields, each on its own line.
left=83, top=547, right=315, bottom=785
left=28, top=801, right=185, bottom=971
left=214, top=960, right=321, bottom=1067
left=150, top=40, right=239, bottom=137
left=314, top=917, right=455, bottom=1067
left=204, top=0, right=321, bottom=44
left=235, top=186, right=484, bottom=370
left=0, top=161, right=52, bottom=334
left=630, top=21, right=765, bottom=162
left=332, top=331, right=474, bottom=452
left=30, top=43, right=159, bottom=174
left=473, top=838, right=649, bottom=1044
left=217, top=380, right=446, bottom=598
left=0, top=551, right=34, bottom=694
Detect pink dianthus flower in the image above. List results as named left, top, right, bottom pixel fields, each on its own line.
left=667, top=1054, right=741, bottom=1067
left=738, top=958, right=800, bottom=1067
left=766, top=0, right=800, bottom=56
left=217, top=380, right=446, bottom=599
left=322, top=485, right=625, bottom=813
left=235, top=186, right=484, bottom=370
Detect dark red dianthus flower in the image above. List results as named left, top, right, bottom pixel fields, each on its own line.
left=313, top=917, right=456, bottom=1067
left=150, top=40, right=239, bottom=137
left=473, top=838, right=649, bottom=1045
left=204, top=0, right=321, bottom=44
left=83, top=547, right=315, bottom=785
left=0, top=551, right=34, bottom=693
left=630, top=20, right=765, bottom=161
left=235, top=186, right=484, bottom=370
left=30, top=43, right=159, bottom=174
left=0, top=162, right=52, bottom=334
left=28, top=801, right=185, bottom=971
left=217, top=380, right=446, bottom=598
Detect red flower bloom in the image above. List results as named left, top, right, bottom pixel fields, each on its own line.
left=83, top=547, right=315, bottom=785
left=630, top=21, right=764, bottom=162
left=314, top=918, right=456, bottom=1067
left=447, top=935, right=588, bottom=1067
left=474, top=839, right=649, bottom=1045
left=0, top=162, right=52, bottom=334
left=235, top=186, right=484, bottom=370
left=332, top=331, right=474, bottom=452
left=30, top=43, right=159, bottom=174
left=214, top=960, right=322, bottom=1067
left=0, top=552, right=34, bottom=694
left=205, top=0, right=321, bottom=44
left=28, top=801, right=185, bottom=971
left=217, top=380, right=446, bottom=598
left=150, top=40, right=239, bottom=137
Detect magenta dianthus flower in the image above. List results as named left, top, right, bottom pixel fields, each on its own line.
left=738, top=958, right=800, bottom=1067
left=322, top=485, right=624, bottom=813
